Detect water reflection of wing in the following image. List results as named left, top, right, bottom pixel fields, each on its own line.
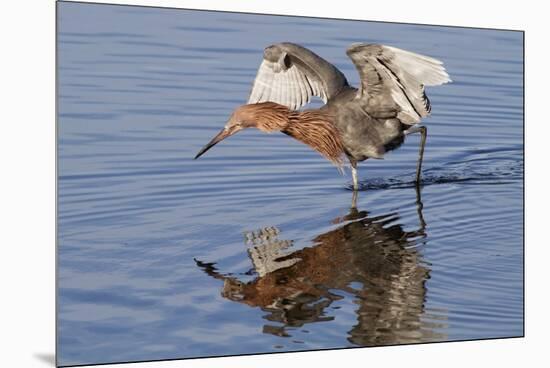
left=196, top=196, right=446, bottom=345
left=245, top=227, right=301, bottom=277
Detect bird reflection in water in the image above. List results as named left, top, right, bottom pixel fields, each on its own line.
left=195, top=189, right=447, bottom=346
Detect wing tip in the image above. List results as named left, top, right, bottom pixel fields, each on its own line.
left=427, top=68, right=453, bottom=86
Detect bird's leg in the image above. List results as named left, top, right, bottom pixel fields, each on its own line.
left=351, top=161, right=359, bottom=191
left=404, top=126, right=428, bottom=183
left=352, top=167, right=359, bottom=191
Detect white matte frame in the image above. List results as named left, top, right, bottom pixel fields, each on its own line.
left=3, top=1, right=541, bottom=368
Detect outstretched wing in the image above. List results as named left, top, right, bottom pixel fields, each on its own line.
left=346, top=43, right=451, bottom=124
left=248, top=42, right=349, bottom=110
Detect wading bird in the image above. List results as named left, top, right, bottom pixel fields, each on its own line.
left=194, top=42, right=451, bottom=190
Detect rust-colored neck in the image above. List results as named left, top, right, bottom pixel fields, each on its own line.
left=232, top=102, right=290, bottom=131
left=283, top=110, right=345, bottom=168
left=231, top=102, right=345, bottom=167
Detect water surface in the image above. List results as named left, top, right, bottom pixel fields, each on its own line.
left=57, top=3, right=523, bottom=366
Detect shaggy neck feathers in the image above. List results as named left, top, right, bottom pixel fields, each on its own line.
left=233, top=102, right=345, bottom=168
left=284, top=111, right=345, bottom=168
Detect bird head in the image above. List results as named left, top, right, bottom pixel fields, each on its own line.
left=193, top=114, right=245, bottom=160
left=194, top=102, right=290, bottom=159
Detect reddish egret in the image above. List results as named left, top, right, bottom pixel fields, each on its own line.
left=194, top=42, right=451, bottom=190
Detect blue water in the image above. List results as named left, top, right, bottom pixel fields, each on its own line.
left=57, top=2, right=523, bottom=366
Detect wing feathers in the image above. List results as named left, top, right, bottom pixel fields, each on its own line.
left=248, top=43, right=348, bottom=110
left=295, top=68, right=311, bottom=105
left=248, top=42, right=450, bottom=121
left=347, top=43, right=451, bottom=124
left=385, top=45, right=451, bottom=86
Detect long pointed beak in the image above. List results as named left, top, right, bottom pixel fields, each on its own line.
left=194, top=126, right=237, bottom=159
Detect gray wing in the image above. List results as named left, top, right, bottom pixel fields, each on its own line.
left=346, top=43, right=451, bottom=124
left=248, top=42, right=349, bottom=110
